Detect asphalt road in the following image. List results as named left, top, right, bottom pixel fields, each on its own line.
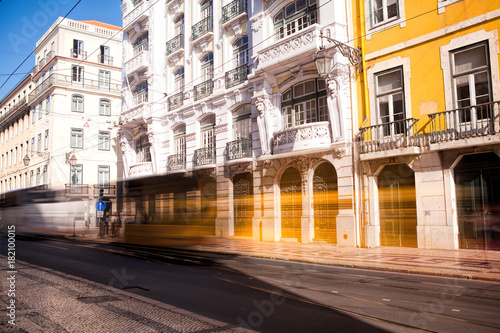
left=2, top=236, right=500, bottom=333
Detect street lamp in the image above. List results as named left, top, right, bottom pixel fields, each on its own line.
left=69, top=153, right=77, bottom=166
left=23, top=154, right=30, bottom=167
left=23, top=152, right=50, bottom=167
left=314, top=31, right=363, bottom=77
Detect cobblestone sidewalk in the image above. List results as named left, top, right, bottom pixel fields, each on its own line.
left=0, top=255, right=254, bottom=333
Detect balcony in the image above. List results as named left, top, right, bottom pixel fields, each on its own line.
left=273, top=122, right=331, bottom=154
left=124, top=49, right=150, bottom=74
left=98, top=54, right=113, bottom=65
left=33, top=51, right=55, bottom=75
left=133, top=90, right=148, bottom=105
left=167, top=154, right=186, bottom=171
left=194, top=80, right=213, bottom=101
left=194, top=146, right=216, bottom=166
left=124, top=0, right=150, bottom=27
left=225, top=65, right=248, bottom=89
left=166, top=34, right=184, bottom=57
left=93, top=185, right=117, bottom=196
left=222, top=0, right=248, bottom=24
left=428, top=101, right=500, bottom=144
left=129, top=162, right=153, bottom=177
left=70, top=48, right=87, bottom=60
left=168, top=92, right=183, bottom=111
left=65, top=184, right=89, bottom=195
left=359, top=118, right=421, bottom=157
left=192, top=16, right=213, bottom=42
left=227, top=138, right=252, bottom=160
left=28, top=73, right=120, bottom=102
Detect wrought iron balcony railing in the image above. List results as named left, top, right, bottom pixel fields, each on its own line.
left=194, top=146, right=216, bottom=166
left=98, top=54, right=113, bottom=65
left=225, top=65, right=248, bottom=89
left=222, top=0, right=248, bottom=24
left=192, top=16, right=213, bottom=41
left=428, top=101, right=499, bottom=143
left=70, top=48, right=87, bottom=59
left=65, top=184, right=89, bottom=195
left=166, top=34, right=184, bottom=56
left=359, top=118, right=420, bottom=154
left=93, top=185, right=117, bottom=196
left=167, top=154, right=186, bottom=171
left=227, top=138, right=252, bottom=160
left=194, top=80, right=213, bottom=101
left=168, top=92, right=183, bottom=111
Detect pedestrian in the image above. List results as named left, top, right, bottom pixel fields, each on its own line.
left=111, top=212, right=120, bottom=238
left=104, top=212, right=110, bottom=235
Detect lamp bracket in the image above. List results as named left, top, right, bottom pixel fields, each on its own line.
left=319, top=32, right=363, bottom=73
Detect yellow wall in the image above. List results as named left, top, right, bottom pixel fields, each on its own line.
left=353, top=0, right=500, bottom=131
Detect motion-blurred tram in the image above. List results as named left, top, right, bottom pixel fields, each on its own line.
left=117, top=173, right=217, bottom=247
left=0, top=186, right=87, bottom=236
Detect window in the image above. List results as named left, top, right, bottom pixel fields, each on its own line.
left=30, top=171, right=33, bottom=187
left=136, top=134, right=151, bottom=162
left=375, top=67, right=405, bottom=135
left=99, top=70, right=111, bottom=90
left=72, top=39, right=84, bottom=58
left=39, top=101, right=43, bottom=119
left=134, top=82, right=148, bottom=104
left=452, top=43, right=491, bottom=110
left=201, top=53, right=214, bottom=82
left=98, top=131, right=110, bottom=151
left=233, top=104, right=252, bottom=139
left=98, top=165, right=110, bottom=187
left=274, top=0, right=317, bottom=41
left=174, top=124, right=186, bottom=156
left=200, top=114, right=215, bottom=148
left=174, top=15, right=184, bottom=36
left=46, top=96, right=50, bottom=114
left=44, top=130, right=49, bottom=150
left=70, top=164, right=83, bottom=185
left=99, top=99, right=111, bottom=116
left=72, top=95, right=84, bottom=113
left=43, top=165, right=48, bottom=185
left=174, top=68, right=185, bottom=92
left=233, top=37, right=249, bottom=67
left=99, top=45, right=110, bottom=64
left=37, top=133, right=41, bottom=153
left=36, top=168, right=40, bottom=186
left=281, top=79, right=328, bottom=129
left=72, top=65, right=84, bottom=83
left=372, top=0, right=398, bottom=26
left=134, top=32, right=148, bottom=55
left=32, top=108, right=36, bottom=124
left=31, top=138, right=35, bottom=156
left=71, top=128, right=83, bottom=149
left=14, top=147, right=18, bottom=164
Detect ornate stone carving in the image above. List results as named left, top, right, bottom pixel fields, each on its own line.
left=333, top=147, right=346, bottom=158
left=260, top=32, right=314, bottom=64
left=251, top=17, right=262, bottom=32
left=263, top=160, right=273, bottom=168
left=273, top=123, right=331, bottom=148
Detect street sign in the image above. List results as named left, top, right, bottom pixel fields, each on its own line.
left=95, top=201, right=106, bottom=211
left=96, top=211, right=104, bottom=218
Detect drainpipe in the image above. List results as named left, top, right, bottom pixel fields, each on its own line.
left=356, top=0, right=370, bottom=247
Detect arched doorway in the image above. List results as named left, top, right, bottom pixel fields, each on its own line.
left=378, top=164, right=417, bottom=247
left=455, top=153, right=500, bottom=250
left=313, top=162, right=338, bottom=243
left=200, top=177, right=216, bottom=235
left=233, top=173, right=253, bottom=237
left=280, top=167, right=302, bottom=242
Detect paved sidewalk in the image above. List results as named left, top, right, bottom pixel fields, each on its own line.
left=0, top=256, right=253, bottom=333
left=72, top=228, right=500, bottom=282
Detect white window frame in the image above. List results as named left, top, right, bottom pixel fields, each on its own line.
left=98, top=165, right=110, bottom=187
left=99, top=70, right=111, bottom=90
left=367, top=56, right=412, bottom=127
left=364, top=0, right=405, bottom=36
left=72, top=65, right=84, bottom=84
left=72, top=95, right=84, bottom=113
left=71, top=128, right=83, bottom=149
left=70, top=164, right=83, bottom=185
left=440, top=30, right=500, bottom=112
left=99, top=99, right=111, bottom=116
left=98, top=131, right=110, bottom=151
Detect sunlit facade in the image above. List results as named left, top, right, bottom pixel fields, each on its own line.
left=0, top=18, right=123, bottom=226
left=354, top=0, right=500, bottom=249
left=119, top=0, right=360, bottom=245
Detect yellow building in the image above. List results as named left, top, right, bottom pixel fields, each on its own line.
left=354, top=0, right=500, bottom=249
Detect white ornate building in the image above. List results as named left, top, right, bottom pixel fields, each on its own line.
left=119, top=0, right=360, bottom=245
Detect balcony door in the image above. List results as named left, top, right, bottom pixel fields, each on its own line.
left=280, top=167, right=302, bottom=242
left=456, top=153, right=500, bottom=250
